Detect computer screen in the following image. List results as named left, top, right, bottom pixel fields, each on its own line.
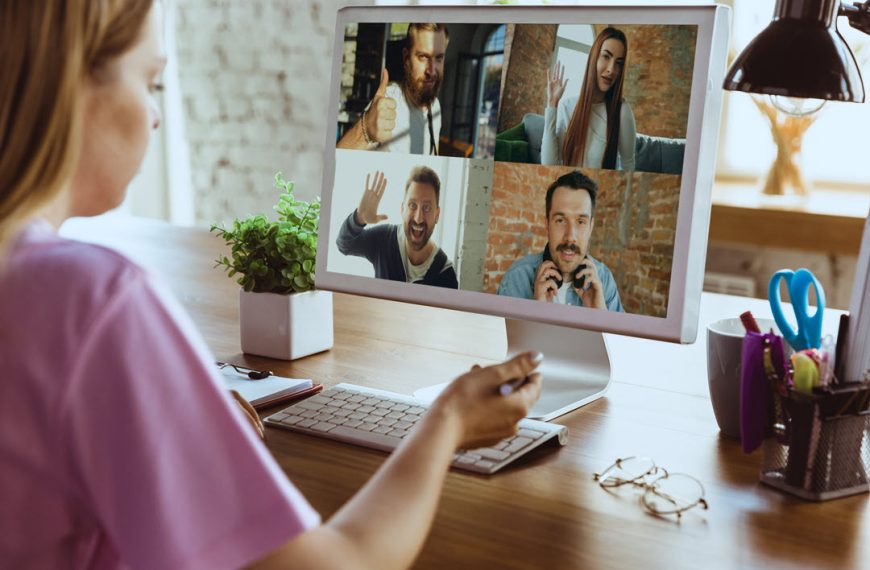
left=316, top=4, right=729, bottom=419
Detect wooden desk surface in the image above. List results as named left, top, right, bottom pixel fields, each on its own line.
left=61, top=215, right=870, bottom=570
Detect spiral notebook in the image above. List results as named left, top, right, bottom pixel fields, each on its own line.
left=220, top=369, right=323, bottom=409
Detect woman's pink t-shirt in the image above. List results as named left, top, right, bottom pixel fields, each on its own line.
left=0, top=221, right=320, bottom=569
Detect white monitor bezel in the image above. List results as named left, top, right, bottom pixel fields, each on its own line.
left=316, top=4, right=730, bottom=344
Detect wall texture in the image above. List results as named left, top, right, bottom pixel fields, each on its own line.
left=483, top=163, right=680, bottom=317
left=606, top=24, right=697, bottom=139
left=705, top=243, right=857, bottom=310
left=175, top=0, right=362, bottom=225
left=497, top=24, right=557, bottom=133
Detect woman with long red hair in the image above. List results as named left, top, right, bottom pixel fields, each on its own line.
left=541, top=27, right=636, bottom=171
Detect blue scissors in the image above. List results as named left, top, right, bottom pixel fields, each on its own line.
left=768, top=268, right=825, bottom=352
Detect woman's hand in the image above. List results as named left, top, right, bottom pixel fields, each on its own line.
left=547, top=61, right=568, bottom=108
left=231, top=389, right=265, bottom=439
left=430, top=352, right=543, bottom=450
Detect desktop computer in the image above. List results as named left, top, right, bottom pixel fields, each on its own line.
left=315, top=3, right=730, bottom=421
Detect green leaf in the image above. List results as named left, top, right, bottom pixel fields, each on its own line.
left=210, top=171, right=319, bottom=294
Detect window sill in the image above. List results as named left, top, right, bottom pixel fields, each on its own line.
left=709, top=180, right=870, bottom=256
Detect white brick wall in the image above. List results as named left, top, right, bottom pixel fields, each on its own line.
left=175, top=0, right=363, bottom=225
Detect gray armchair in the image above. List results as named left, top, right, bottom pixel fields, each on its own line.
left=503, top=113, right=685, bottom=175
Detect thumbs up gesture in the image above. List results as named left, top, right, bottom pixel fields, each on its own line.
left=364, top=69, right=397, bottom=144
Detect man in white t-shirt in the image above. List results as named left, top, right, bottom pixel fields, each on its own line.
left=337, top=23, right=448, bottom=155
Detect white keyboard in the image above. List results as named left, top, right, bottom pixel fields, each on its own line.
left=264, top=383, right=567, bottom=474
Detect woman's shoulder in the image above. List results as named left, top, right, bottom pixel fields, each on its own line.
left=7, top=227, right=147, bottom=322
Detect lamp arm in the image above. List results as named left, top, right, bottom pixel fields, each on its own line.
left=842, top=1, right=870, bottom=34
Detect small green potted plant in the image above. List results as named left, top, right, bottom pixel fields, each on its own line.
left=211, top=172, right=333, bottom=360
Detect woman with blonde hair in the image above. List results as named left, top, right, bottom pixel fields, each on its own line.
left=0, top=2, right=542, bottom=568
left=541, top=26, right=636, bottom=170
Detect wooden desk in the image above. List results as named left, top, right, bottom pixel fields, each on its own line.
left=61, top=215, right=870, bottom=569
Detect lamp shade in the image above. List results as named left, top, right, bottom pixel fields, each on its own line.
left=723, top=0, right=865, bottom=102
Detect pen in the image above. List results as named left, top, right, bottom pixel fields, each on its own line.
left=833, top=314, right=849, bottom=385
left=499, top=377, right=528, bottom=396
left=819, top=334, right=834, bottom=387
left=498, top=352, right=544, bottom=395
left=740, top=310, right=761, bottom=334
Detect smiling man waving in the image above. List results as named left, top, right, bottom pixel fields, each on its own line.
left=336, top=166, right=458, bottom=289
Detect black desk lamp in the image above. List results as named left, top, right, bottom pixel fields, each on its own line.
left=724, top=0, right=870, bottom=109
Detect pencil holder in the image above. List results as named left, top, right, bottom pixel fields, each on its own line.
left=760, top=386, right=870, bottom=501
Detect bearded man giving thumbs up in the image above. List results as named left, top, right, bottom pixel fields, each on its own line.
left=338, top=23, right=448, bottom=155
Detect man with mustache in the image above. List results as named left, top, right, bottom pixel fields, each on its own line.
left=337, top=23, right=448, bottom=155
left=497, top=170, right=623, bottom=311
left=336, top=166, right=458, bottom=288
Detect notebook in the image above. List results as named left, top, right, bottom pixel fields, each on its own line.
left=220, top=369, right=323, bottom=409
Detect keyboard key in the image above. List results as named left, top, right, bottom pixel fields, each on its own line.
left=299, top=410, right=319, bottom=419
left=311, top=422, right=338, bottom=432
left=309, top=395, right=331, bottom=404
left=329, top=426, right=404, bottom=452
left=297, top=418, right=318, bottom=428
left=373, top=425, right=393, bottom=435
left=375, top=401, right=393, bottom=409
left=347, top=395, right=366, bottom=403
left=517, top=428, right=546, bottom=440
left=455, top=455, right=477, bottom=465
left=280, top=415, right=305, bottom=425
left=371, top=408, right=390, bottom=417
left=343, top=419, right=363, bottom=428
left=475, top=459, right=497, bottom=470
left=314, top=413, right=336, bottom=422
left=504, top=437, right=534, bottom=453
left=390, top=404, right=409, bottom=412
left=377, top=418, right=397, bottom=427
left=474, top=448, right=510, bottom=462
left=359, top=422, right=378, bottom=432
left=357, top=405, right=376, bottom=414
left=404, top=414, right=422, bottom=424
left=394, top=420, right=413, bottom=430
left=297, top=401, right=324, bottom=411
left=332, top=408, right=353, bottom=417
left=386, top=411, right=405, bottom=419
left=388, top=428, right=409, bottom=438
left=407, top=406, right=426, bottom=415
left=343, top=402, right=361, bottom=411
left=363, top=398, right=381, bottom=406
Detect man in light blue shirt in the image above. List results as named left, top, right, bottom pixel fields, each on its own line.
left=497, top=170, right=623, bottom=312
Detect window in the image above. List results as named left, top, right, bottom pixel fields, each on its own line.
left=552, top=24, right=595, bottom=95
left=719, top=0, right=870, bottom=187
left=474, top=25, right=506, bottom=158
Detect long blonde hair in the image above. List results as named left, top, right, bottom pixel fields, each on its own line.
left=0, top=0, right=154, bottom=255
left=561, top=27, right=628, bottom=169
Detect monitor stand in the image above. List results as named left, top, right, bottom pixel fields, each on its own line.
left=413, top=318, right=612, bottom=422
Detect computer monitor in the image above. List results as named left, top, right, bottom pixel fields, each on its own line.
left=316, top=4, right=730, bottom=420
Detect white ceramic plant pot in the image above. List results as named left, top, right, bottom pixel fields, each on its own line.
left=239, top=289, right=334, bottom=360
